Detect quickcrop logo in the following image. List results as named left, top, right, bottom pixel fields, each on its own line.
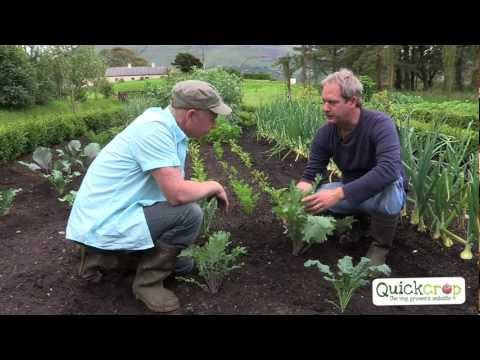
left=372, top=277, right=465, bottom=306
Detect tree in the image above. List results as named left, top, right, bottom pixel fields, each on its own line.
left=99, top=47, right=149, bottom=67
left=442, top=45, right=457, bottom=93
left=385, top=45, right=399, bottom=90
left=171, top=52, right=203, bottom=73
left=473, top=45, right=480, bottom=90
left=292, top=45, right=314, bottom=86
left=375, top=46, right=385, bottom=91
left=274, top=55, right=298, bottom=100
left=0, top=45, right=37, bottom=108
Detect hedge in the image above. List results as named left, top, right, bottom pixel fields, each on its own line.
left=0, top=108, right=127, bottom=163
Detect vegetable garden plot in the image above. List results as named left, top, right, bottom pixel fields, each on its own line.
left=0, top=131, right=478, bottom=315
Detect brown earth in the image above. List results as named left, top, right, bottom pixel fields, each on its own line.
left=0, top=128, right=478, bottom=315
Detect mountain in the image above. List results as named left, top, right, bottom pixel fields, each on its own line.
left=95, top=45, right=297, bottom=78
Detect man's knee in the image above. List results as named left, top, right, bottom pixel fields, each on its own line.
left=183, top=202, right=203, bottom=230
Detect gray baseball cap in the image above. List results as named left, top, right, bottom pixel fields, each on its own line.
left=171, top=80, right=232, bottom=116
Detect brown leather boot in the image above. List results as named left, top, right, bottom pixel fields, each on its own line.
left=366, top=213, right=399, bottom=266
left=132, top=242, right=181, bottom=313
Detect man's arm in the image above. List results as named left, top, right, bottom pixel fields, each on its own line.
left=152, top=167, right=229, bottom=210
left=298, top=126, right=332, bottom=190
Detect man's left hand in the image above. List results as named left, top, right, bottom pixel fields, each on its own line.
left=302, top=187, right=345, bottom=214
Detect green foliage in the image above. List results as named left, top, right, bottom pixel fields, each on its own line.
left=251, top=169, right=273, bottom=194
left=305, top=256, right=391, bottom=313
left=229, top=139, right=252, bottom=168
left=0, top=188, right=21, bottom=216
left=270, top=175, right=356, bottom=255
left=171, top=52, right=203, bottom=73
left=198, top=197, right=218, bottom=239
left=123, top=95, right=160, bottom=121
left=45, top=169, right=81, bottom=196
left=359, top=75, right=376, bottom=102
left=58, top=190, right=77, bottom=207
left=0, top=45, right=37, bottom=108
left=230, top=177, right=259, bottom=216
left=255, top=96, right=325, bottom=159
left=18, top=145, right=83, bottom=195
left=99, top=47, right=149, bottom=67
left=144, top=68, right=243, bottom=114
left=0, top=106, right=126, bottom=163
left=243, top=73, right=273, bottom=80
left=237, top=110, right=256, bottom=127
left=302, top=215, right=336, bottom=244
left=212, top=141, right=224, bottom=159
left=188, top=142, right=208, bottom=182
left=96, top=78, right=114, bottom=98
left=203, top=117, right=242, bottom=144
left=178, top=231, right=247, bottom=294
left=86, top=126, right=123, bottom=147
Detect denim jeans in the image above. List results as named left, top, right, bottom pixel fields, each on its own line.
left=318, top=177, right=406, bottom=216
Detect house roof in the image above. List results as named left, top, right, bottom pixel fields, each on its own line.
left=105, top=66, right=169, bottom=77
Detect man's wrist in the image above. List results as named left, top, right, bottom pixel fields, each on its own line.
left=336, top=187, right=345, bottom=200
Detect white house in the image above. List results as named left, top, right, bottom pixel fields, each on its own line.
left=105, top=63, right=169, bottom=83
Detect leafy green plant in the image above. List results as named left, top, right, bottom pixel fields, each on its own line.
left=229, top=139, right=252, bottom=168
left=271, top=176, right=355, bottom=255
left=203, top=117, right=242, bottom=144
left=55, top=140, right=84, bottom=169
left=198, top=197, right=218, bottom=239
left=251, top=169, right=273, bottom=194
left=305, top=256, right=391, bottom=313
left=462, top=153, right=479, bottom=260
left=18, top=146, right=81, bottom=195
left=58, top=190, right=77, bottom=207
left=177, top=231, right=247, bottom=294
left=0, top=188, right=22, bottom=216
left=230, top=177, right=259, bottom=216
left=188, top=142, right=207, bottom=182
left=213, top=141, right=224, bottom=159
left=47, top=169, right=80, bottom=196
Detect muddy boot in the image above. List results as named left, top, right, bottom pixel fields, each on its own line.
left=132, top=242, right=181, bottom=313
left=366, top=213, right=399, bottom=266
left=78, top=245, right=122, bottom=283
left=337, top=213, right=369, bottom=247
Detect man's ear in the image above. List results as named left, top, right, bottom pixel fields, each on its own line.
left=185, top=109, right=195, bottom=120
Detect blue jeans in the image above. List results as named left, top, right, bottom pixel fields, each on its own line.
left=318, top=177, right=406, bottom=216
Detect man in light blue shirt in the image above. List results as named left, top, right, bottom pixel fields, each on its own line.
left=66, top=80, right=231, bottom=313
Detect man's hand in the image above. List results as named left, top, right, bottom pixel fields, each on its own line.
left=213, top=182, right=229, bottom=213
left=296, top=181, right=313, bottom=193
left=302, top=187, right=344, bottom=214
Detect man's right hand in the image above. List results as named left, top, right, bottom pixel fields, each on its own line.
left=212, top=182, right=229, bottom=213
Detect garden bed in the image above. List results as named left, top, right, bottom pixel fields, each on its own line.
left=0, top=129, right=478, bottom=315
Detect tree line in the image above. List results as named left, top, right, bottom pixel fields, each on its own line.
left=281, top=45, right=479, bottom=93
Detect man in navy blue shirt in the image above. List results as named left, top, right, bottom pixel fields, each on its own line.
left=297, top=69, right=407, bottom=266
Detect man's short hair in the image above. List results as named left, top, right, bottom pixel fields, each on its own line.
left=321, top=69, right=363, bottom=107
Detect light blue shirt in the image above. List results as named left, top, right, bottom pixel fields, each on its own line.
left=66, top=107, right=188, bottom=250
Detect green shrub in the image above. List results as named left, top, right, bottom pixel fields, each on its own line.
left=243, top=73, right=272, bottom=81
left=359, top=75, right=376, bottom=102
left=0, top=108, right=126, bottom=163
left=203, top=117, right=242, bottom=144
left=144, top=68, right=243, bottom=114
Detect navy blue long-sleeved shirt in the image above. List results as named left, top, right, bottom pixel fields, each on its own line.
left=301, top=108, right=406, bottom=205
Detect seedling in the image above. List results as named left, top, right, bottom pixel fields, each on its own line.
left=177, top=231, right=247, bottom=293
left=305, top=256, right=391, bottom=313
left=0, top=188, right=22, bottom=216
